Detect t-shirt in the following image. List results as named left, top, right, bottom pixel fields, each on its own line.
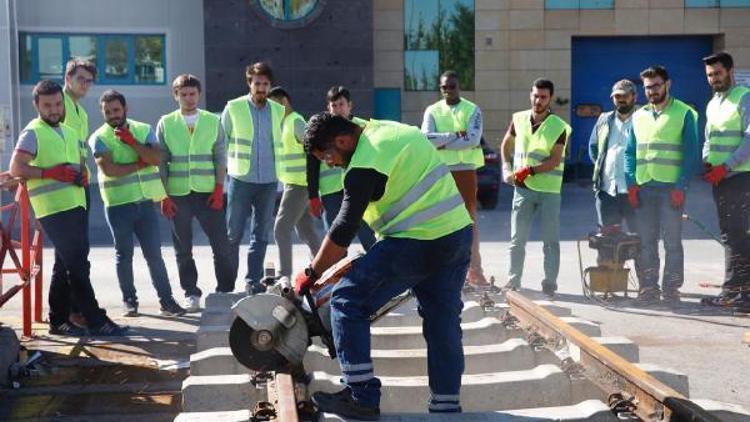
left=15, top=126, right=66, bottom=158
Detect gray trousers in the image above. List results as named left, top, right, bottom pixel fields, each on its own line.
left=273, top=183, right=322, bottom=277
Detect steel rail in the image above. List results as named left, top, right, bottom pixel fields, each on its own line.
left=505, top=291, right=721, bottom=422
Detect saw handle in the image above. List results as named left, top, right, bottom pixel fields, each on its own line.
left=304, top=290, right=337, bottom=358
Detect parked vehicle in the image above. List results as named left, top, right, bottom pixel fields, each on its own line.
left=476, top=137, right=500, bottom=209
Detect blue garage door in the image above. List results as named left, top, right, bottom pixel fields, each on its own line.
left=570, top=36, right=713, bottom=172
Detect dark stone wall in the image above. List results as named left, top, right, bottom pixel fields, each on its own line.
left=203, top=0, right=373, bottom=119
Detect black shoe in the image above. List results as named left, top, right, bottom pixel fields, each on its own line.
left=662, top=289, right=681, bottom=303
left=311, top=388, right=380, bottom=421
left=89, top=320, right=129, bottom=337
left=160, top=298, right=186, bottom=317
left=702, top=291, right=743, bottom=307
left=637, top=287, right=661, bottom=304
left=541, top=283, right=556, bottom=298
left=502, top=281, right=520, bottom=292
left=49, top=322, right=87, bottom=337
left=245, top=282, right=265, bottom=296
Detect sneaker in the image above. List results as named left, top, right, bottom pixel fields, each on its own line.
left=49, top=322, right=87, bottom=337
left=637, top=287, right=661, bottom=304
left=184, top=295, right=201, bottom=313
left=662, top=289, right=681, bottom=303
left=542, top=283, right=556, bottom=298
left=311, top=388, right=380, bottom=421
left=122, top=300, right=139, bottom=317
left=68, top=312, right=88, bottom=329
left=89, top=320, right=129, bottom=337
left=502, top=281, right=520, bottom=292
left=160, top=298, right=187, bottom=317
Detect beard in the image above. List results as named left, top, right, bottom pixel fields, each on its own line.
left=648, top=92, right=666, bottom=105
left=41, top=114, right=62, bottom=126
left=107, top=116, right=126, bottom=128
left=712, top=76, right=732, bottom=93
left=616, top=103, right=634, bottom=114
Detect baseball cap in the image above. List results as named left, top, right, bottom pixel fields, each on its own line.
left=610, top=79, right=636, bottom=97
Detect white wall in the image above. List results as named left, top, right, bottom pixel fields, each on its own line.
left=0, top=0, right=18, bottom=168
left=15, top=0, right=206, bottom=136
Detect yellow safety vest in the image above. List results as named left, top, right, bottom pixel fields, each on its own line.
left=428, top=98, right=485, bottom=169
left=512, top=110, right=571, bottom=193
left=91, top=119, right=166, bottom=207
left=24, top=118, right=86, bottom=218
left=277, top=111, right=307, bottom=186
left=161, top=109, right=219, bottom=196
left=346, top=119, right=472, bottom=240
left=705, top=86, right=750, bottom=172
left=318, top=116, right=367, bottom=195
left=225, top=96, right=285, bottom=178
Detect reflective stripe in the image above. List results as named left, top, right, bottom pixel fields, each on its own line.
left=231, top=152, right=253, bottom=160
left=636, top=158, right=682, bottom=167
left=381, top=194, right=464, bottom=235
left=637, top=142, right=683, bottom=152
left=342, top=371, right=374, bottom=383
left=370, top=165, right=449, bottom=230
left=280, top=153, right=305, bottom=160
left=320, top=168, right=340, bottom=177
left=341, top=362, right=373, bottom=372
left=527, top=152, right=548, bottom=161
left=283, top=165, right=306, bottom=173
left=170, top=154, right=214, bottom=163
left=230, top=137, right=253, bottom=147
left=28, top=181, right=74, bottom=197
left=170, top=156, right=190, bottom=164
left=169, top=169, right=215, bottom=177
left=431, top=393, right=460, bottom=402
left=428, top=403, right=461, bottom=411
left=102, top=172, right=160, bottom=188
left=709, top=130, right=743, bottom=138
left=710, top=144, right=738, bottom=153
left=547, top=169, right=563, bottom=176
left=169, top=170, right=189, bottom=177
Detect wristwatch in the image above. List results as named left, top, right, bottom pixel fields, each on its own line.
left=304, top=265, right=319, bottom=282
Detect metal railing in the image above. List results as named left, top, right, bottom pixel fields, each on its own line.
left=0, top=172, right=44, bottom=338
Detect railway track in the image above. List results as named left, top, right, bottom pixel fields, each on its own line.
left=176, top=291, right=750, bottom=421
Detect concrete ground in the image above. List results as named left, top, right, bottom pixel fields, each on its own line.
left=1, top=179, right=748, bottom=408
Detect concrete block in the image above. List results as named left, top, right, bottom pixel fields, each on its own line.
left=196, top=325, right=230, bottom=351
left=311, top=365, right=572, bottom=412
left=200, top=310, right=233, bottom=327
left=375, top=300, right=496, bottom=327
left=175, top=409, right=251, bottom=422
left=592, top=336, right=639, bottom=363
left=559, top=317, right=601, bottom=337
left=305, top=338, right=540, bottom=377
left=635, top=363, right=689, bottom=397
left=0, top=326, right=20, bottom=388
left=190, top=347, right=248, bottom=376
left=691, top=399, right=750, bottom=422
left=648, top=8, right=684, bottom=34
left=371, top=317, right=521, bottom=349
left=322, top=400, right=616, bottom=420
left=509, top=10, right=544, bottom=30
left=205, top=292, right=245, bottom=309
left=181, top=374, right=265, bottom=412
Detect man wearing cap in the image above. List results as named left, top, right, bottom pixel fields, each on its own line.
left=588, top=80, right=640, bottom=232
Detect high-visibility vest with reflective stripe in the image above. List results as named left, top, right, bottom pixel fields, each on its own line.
left=225, top=96, right=285, bottom=178
left=428, top=98, right=485, bottom=169
left=706, top=86, right=750, bottom=172
left=591, top=111, right=612, bottom=187
left=278, top=111, right=307, bottom=186
left=318, top=116, right=368, bottom=195
left=633, top=98, right=692, bottom=185
left=346, top=119, right=472, bottom=240
left=25, top=118, right=86, bottom=218
left=161, top=109, right=218, bottom=196
left=92, top=119, right=167, bottom=207
left=512, top=110, right=571, bottom=193
left=63, top=93, right=91, bottom=175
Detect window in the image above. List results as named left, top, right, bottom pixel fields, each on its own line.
left=545, top=0, right=614, bottom=9
left=19, top=33, right=166, bottom=85
left=685, top=0, right=750, bottom=6
left=404, top=0, right=475, bottom=91
left=254, top=0, right=325, bottom=27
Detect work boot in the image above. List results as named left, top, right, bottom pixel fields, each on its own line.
left=701, top=290, right=743, bottom=307
left=661, top=288, right=681, bottom=303
left=541, top=282, right=556, bottom=299
left=160, top=297, right=187, bottom=317
left=49, top=322, right=87, bottom=337
left=636, top=287, right=661, bottom=304
left=312, top=388, right=380, bottom=421
left=68, top=312, right=88, bottom=329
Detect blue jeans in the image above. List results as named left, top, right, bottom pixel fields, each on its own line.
left=104, top=201, right=174, bottom=305
left=508, top=187, right=561, bottom=289
left=322, top=191, right=377, bottom=250
left=635, top=185, right=684, bottom=290
left=226, top=177, right=277, bottom=286
left=330, top=225, right=471, bottom=411
left=40, top=206, right=107, bottom=328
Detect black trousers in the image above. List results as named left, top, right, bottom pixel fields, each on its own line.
left=170, top=192, right=235, bottom=296
left=713, top=172, right=750, bottom=293
left=41, top=206, right=107, bottom=328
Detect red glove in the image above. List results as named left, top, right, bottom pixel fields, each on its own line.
left=456, top=130, right=467, bottom=138
left=207, top=184, right=224, bottom=210
left=135, top=157, right=149, bottom=169
left=670, top=189, right=685, bottom=209
left=308, top=197, right=323, bottom=218
left=703, top=164, right=728, bottom=186
left=161, top=197, right=178, bottom=219
left=80, top=167, right=89, bottom=187
left=294, top=269, right=315, bottom=296
left=627, top=185, right=640, bottom=208
left=514, top=166, right=533, bottom=185
left=114, top=127, right=137, bottom=147
left=41, top=164, right=78, bottom=183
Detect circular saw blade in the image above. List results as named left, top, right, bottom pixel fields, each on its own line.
left=229, top=318, right=290, bottom=372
